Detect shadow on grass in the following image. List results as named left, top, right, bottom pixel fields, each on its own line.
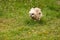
left=24, top=18, right=47, bottom=26
left=38, top=18, right=47, bottom=25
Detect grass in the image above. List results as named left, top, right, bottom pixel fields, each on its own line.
left=0, top=0, right=60, bottom=40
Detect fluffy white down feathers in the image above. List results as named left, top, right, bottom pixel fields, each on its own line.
left=29, top=7, right=42, bottom=20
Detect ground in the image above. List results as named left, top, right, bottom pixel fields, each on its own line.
left=0, top=0, right=60, bottom=40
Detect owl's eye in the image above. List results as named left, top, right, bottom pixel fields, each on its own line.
left=31, top=13, right=34, bottom=15
left=39, top=13, right=41, bottom=14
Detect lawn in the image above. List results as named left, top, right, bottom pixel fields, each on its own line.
left=0, top=0, right=60, bottom=40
